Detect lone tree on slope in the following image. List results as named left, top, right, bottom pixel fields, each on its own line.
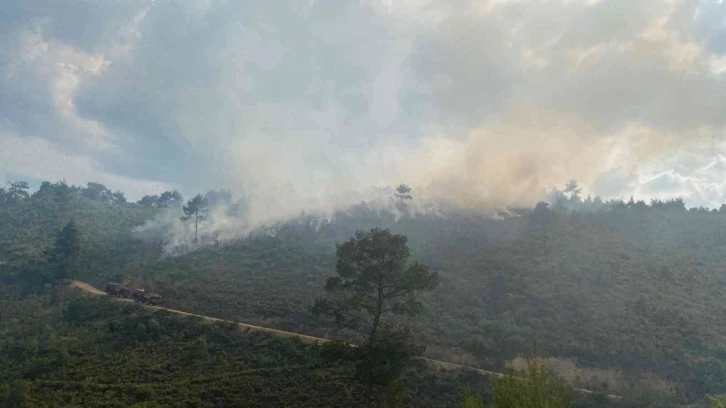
left=181, top=194, right=209, bottom=243
left=394, top=184, right=413, bottom=209
left=312, top=228, right=438, bottom=407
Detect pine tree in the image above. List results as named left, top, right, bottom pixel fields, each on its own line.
left=313, top=228, right=438, bottom=407
left=181, top=194, right=209, bottom=243
left=394, top=184, right=413, bottom=209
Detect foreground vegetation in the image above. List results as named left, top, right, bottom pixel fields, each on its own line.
left=1, top=290, right=499, bottom=407
left=464, top=352, right=573, bottom=408
left=0, top=288, right=653, bottom=407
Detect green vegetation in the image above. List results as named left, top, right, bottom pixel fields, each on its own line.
left=0, top=290, right=494, bottom=407
left=0, top=181, right=31, bottom=205
left=710, top=395, right=726, bottom=408
left=3, top=178, right=726, bottom=405
left=464, top=352, right=572, bottom=408
left=137, top=204, right=726, bottom=403
left=0, top=181, right=159, bottom=299
left=137, top=190, right=184, bottom=209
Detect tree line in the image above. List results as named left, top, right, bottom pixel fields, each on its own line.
left=8, top=177, right=726, bottom=216
left=0, top=179, right=242, bottom=211
left=548, top=179, right=724, bottom=213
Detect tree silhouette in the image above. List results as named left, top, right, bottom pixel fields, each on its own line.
left=158, top=190, right=184, bottom=208
left=137, top=195, right=158, bottom=208
left=312, top=228, right=438, bottom=406
left=181, top=194, right=209, bottom=243
left=394, top=184, right=412, bottom=209
left=563, top=180, right=581, bottom=202
left=139, top=190, right=183, bottom=208
left=81, top=182, right=111, bottom=202
left=5, top=181, right=30, bottom=204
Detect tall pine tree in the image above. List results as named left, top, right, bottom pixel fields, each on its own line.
left=313, top=228, right=438, bottom=407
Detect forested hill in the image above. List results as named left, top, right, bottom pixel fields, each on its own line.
left=2, top=179, right=726, bottom=405
left=141, top=203, right=726, bottom=402
left=0, top=181, right=162, bottom=298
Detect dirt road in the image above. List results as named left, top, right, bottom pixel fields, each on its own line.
left=68, top=280, right=620, bottom=399
left=69, top=280, right=107, bottom=296
left=70, top=280, right=329, bottom=344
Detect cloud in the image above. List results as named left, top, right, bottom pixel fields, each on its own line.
left=1, top=0, right=726, bottom=218
left=0, top=131, right=171, bottom=197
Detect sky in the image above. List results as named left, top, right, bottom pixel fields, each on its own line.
left=2, top=0, right=726, bottom=219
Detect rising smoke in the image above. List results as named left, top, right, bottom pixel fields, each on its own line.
left=184, top=0, right=726, bottom=221
left=4, top=0, right=726, bottom=247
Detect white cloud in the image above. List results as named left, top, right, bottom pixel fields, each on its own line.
left=0, top=131, right=172, bottom=198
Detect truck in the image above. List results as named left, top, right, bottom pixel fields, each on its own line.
left=105, top=283, right=161, bottom=305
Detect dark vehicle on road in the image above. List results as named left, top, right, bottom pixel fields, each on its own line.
left=105, top=283, right=161, bottom=305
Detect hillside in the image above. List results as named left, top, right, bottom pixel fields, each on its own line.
left=137, top=206, right=726, bottom=402
left=2, top=184, right=726, bottom=405
left=0, top=182, right=160, bottom=298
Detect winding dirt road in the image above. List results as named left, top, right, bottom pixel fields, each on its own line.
left=68, top=280, right=620, bottom=399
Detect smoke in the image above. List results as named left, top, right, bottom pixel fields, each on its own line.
left=193, top=0, right=725, bottom=221
left=133, top=186, right=415, bottom=256
left=5, top=0, right=726, bottom=244
left=133, top=201, right=253, bottom=257
left=128, top=0, right=726, bottom=253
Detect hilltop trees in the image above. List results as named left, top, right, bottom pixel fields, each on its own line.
left=33, top=181, right=75, bottom=203
left=181, top=194, right=209, bottom=242
left=80, top=182, right=126, bottom=204
left=7, top=181, right=31, bottom=203
left=0, top=181, right=30, bottom=205
left=0, top=179, right=189, bottom=209
left=312, top=228, right=438, bottom=407
left=137, top=190, right=184, bottom=208
left=158, top=190, right=184, bottom=208
left=137, top=195, right=157, bottom=207
left=563, top=180, right=581, bottom=202
left=81, top=182, right=109, bottom=201
left=394, top=184, right=413, bottom=209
